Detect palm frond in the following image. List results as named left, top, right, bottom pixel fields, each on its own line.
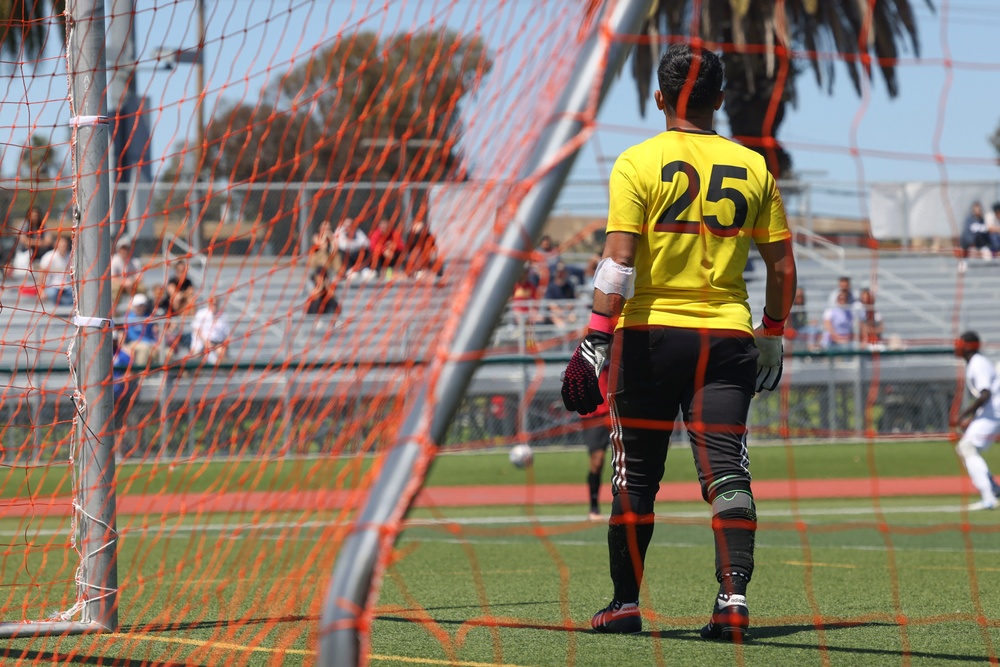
left=628, top=0, right=931, bottom=113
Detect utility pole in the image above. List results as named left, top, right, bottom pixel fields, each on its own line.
left=107, top=0, right=154, bottom=245
left=185, top=0, right=206, bottom=255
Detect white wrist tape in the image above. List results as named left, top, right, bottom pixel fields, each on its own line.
left=593, top=257, right=635, bottom=299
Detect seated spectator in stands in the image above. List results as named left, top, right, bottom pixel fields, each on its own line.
left=190, top=296, right=230, bottom=365
left=111, top=238, right=144, bottom=313
left=826, top=275, right=856, bottom=307
left=543, top=261, right=578, bottom=329
left=822, top=289, right=855, bottom=351
left=533, top=234, right=560, bottom=286
left=986, top=202, right=1000, bottom=255
left=512, top=266, right=541, bottom=325
left=124, top=294, right=160, bottom=367
left=369, top=218, right=403, bottom=276
left=537, top=234, right=560, bottom=265
left=334, top=217, right=370, bottom=276
left=585, top=245, right=603, bottom=290
left=304, top=268, right=341, bottom=317
left=19, top=206, right=53, bottom=264
left=151, top=263, right=193, bottom=360
left=308, top=220, right=339, bottom=272
left=856, top=288, right=884, bottom=347
left=960, top=201, right=993, bottom=261
left=38, top=235, right=73, bottom=306
left=786, top=287, right=821, bottom=349
left=402, top=219, right=439, bottom=277
left=156, top=260, right=196, bottom=355
left=124, top=294, right=158, bottom=344
left=111, top=327, right=133, bottom=428
left=157, top=259, right=196, bottom=316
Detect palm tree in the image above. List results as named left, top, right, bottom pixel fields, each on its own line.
left=624, top=0, right=932, bottom=177
left=1, top=0, right=66, bottom=59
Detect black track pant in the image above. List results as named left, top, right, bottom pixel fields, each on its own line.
left=605, top=326, right=758, bottom=603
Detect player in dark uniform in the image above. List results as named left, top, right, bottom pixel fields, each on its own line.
left=561, top=43, right=797, bottom=641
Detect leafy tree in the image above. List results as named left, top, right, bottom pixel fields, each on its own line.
left=18, top=132, right=54, bottom=181
left=1, top=0, right=65, bottom=59
left=623, top=0, right=931, bottom=176
left=201, top=29, right=491, bottom=185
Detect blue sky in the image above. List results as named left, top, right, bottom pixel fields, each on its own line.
left=3, top=0, right=999, bottom=220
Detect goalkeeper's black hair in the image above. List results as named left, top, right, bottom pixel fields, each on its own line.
left=657, top=43, right=724, bottom=113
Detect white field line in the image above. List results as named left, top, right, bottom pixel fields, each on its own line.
left=0, top=503, right=984, bottom=541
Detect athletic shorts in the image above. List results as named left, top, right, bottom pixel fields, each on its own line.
left=583, top=424, right=609, bottom=454
left=960, top=417, right=1000, bottom=451
left=608, top=326, right=757, bottom=503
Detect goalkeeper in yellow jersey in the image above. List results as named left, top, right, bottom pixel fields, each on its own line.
left=561, top=43, right=797, bottom=640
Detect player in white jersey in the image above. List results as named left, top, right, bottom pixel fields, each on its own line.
left=954, top=331, right=1000, bottom=510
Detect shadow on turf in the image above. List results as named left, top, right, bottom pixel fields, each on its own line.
left=379, top=616, right=992, bottom=662
left=118, top=613, right=317, bottom=633
left=4, top=649, right=204, bottom=667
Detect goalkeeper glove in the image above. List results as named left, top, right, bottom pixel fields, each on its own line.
left=562, top=331, right=611, bottom=415
left=754, top=311, right=784, bottom=393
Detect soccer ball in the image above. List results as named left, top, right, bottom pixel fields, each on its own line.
left=508, top=444, right=534, bottom=469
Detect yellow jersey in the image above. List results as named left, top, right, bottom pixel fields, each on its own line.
left=606, top=129, right=791, bottom=335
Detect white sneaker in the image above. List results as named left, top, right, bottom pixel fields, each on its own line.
left=967, top=500, right=998, bottom=511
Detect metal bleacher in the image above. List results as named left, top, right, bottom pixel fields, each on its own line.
left=2, top=244, right=996, bottom=401
left=747, top=245, right=1000, bottom=345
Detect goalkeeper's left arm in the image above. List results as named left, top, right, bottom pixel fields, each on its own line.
left=561, top=232, right=637, bottom=415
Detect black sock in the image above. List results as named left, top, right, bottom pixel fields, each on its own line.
left=713, top=507, right=757, bottom=584
left=588, top=471, right=601, bottom=510
left=608, top=494, right=654, bottom=604
left=718, top=571, right=749, bottom=598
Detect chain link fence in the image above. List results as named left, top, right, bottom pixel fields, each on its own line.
left=0, top=343, right=967, bottom=464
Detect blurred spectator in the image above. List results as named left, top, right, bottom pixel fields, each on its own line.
left=822, top=290, right=855, bottom=351
left=512, top=266, right=541, bottom=326
left=304, top=268, right=341, bottom=317
left=112, top=329, right=132, bottom=402
left=402, top=219, right=439, bottom=277
left=369, top=218, right=403, bottom=276
left=826, top=275, right=856, bottom=307
left=986, top=202, right=1000, bottom=255
left=334, top=217, right=370, bottom=276
left=111, top=238, right=144, bottom=313
left=585, top=246, right=602, bottom=285
left=856, top=288, right=884, bottom=347
left=960, top=201, right=993, bottom=262
left=543, top=261, right=578, bottom=329
left=156, top=259, right=196, bottom=316
left=19, top=206, right=53, bottom=263
left=533, top=234, right=560, bottom=286
left=38, top=234, right=73, bottom=306
left=308, top=220, right=339, bottom=272
left=190, top=297, right=230, bottom=365
left=124, top=293, right=160, bottom=367
left=537, top=234, right=560, bottom=265
left=785, top=287, right=821, bottom=349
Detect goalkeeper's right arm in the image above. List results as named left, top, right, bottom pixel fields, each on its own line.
left=561, top=232, right=637, bottom=414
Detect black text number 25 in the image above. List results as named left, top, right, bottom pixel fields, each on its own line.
left=654, top=161, right=749, bottom=237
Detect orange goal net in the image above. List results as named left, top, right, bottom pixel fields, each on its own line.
left=2, top=0, right=1000, bottom=665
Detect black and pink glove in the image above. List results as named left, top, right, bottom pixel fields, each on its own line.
left=562, top=312, right=615, bottom=414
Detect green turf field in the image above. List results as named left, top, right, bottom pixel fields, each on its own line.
left=1, top=441, right=998, bottom=666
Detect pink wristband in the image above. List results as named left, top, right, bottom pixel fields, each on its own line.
left=589, top=312, right=617, bottom=335
left=761, top=311, right=785, bottom=334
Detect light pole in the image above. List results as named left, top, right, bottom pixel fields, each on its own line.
left=155, top=0, right=206, bottom=255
